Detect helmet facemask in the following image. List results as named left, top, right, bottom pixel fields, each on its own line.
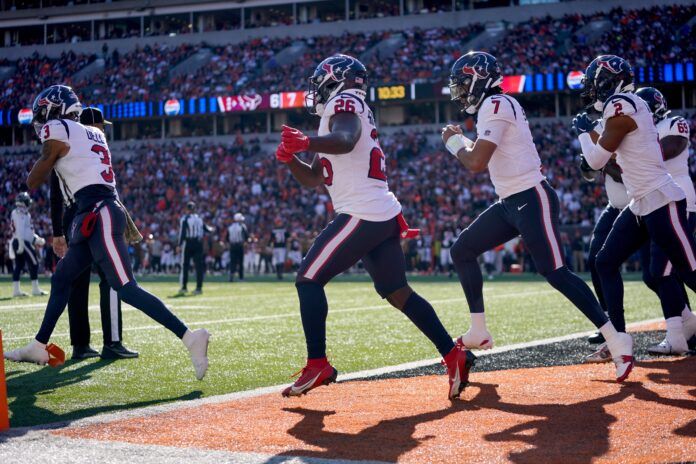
left=306, top=74, right=344, bottom=116
left=449, top=75, right=486, bottom=115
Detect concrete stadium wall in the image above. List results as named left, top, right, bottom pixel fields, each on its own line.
left=0, top=0, right=690, bottom=60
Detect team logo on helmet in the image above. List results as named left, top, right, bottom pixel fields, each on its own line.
left=320, top=55, right=357, bottom=84
left=596, top=56, right=624, bottom=74
left=461, top=54, right=491, bottom=80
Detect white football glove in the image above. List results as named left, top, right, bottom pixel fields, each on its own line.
left=34, top=234, right=46, bottom=247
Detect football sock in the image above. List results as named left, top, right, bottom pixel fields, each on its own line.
left=32, top=280, right=40, bottom=293
left=545, top=267, right=608, bottom=328
left=665, top=316, right=683, bottom=336
left=452, top=258, right=485, bottom=313
left=470, top=312, right=487, bottom=331
left=296, top=281, right=329, bottom=359
left=12, top=281, right=20, bottom=294
left=683, top=305, right=695, bottom=322
left=599, top=320, right=620, bottom=343
left=118, top=282, right=187, bottom=338
left=401, top=292, right=455, bottom=357
left=665, top=317, right=688, bottom=351
left=595, top=259, right=626, bottom=332
left=655, top=276, right=686, bottom=320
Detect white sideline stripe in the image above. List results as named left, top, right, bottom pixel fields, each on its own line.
left=0, top=304, right=216, bottom=313
left=2, top=317, right=662, bottom=436
left=3, top=289, right=559, bottom=341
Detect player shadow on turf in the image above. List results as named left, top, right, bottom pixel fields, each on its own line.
left=265, top=403, right=470, bottom=463
left=0, top=360, right=203, bottom=441
left=634, top=357, right=696, bottom=438
left=472, top=365, right=696, bottom=464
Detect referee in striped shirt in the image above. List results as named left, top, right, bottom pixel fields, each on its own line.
left=228, top=212, right=249, bottom=282
left=178, top=201, right=213, bottom=295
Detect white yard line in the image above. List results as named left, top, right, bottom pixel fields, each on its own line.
left=3, top=289, right=559, bottom=341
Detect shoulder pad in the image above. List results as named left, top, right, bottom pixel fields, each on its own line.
left=39, top=119, right=71, bottom=144
left=602, top=94, right=638, bottom=119
left=666, top=116, right=690, bottom=137
left=478, top=95, right=517, bottom=123
left=324, top=92, right=367, bottom=118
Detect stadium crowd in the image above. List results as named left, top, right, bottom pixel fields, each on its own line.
left=1, top=4, right=693, bottom=109
left=3, top=114, right=695, bottom=277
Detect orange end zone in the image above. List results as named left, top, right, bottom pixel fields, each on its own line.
left=57, top=358, right=696, bottom=463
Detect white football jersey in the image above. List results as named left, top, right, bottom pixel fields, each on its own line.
left=39, top=118, right=116, bottom=202
left=11, top=207, right=35, bottom=242
left=594, top=118, right=630, bottom=210
left=658, top=116, right=694, bottom=211
left=317, top=89, right=401, bottom=222
left=602, top=92, right=683, bottom=215
left=476, top=94, right=544, bottom=199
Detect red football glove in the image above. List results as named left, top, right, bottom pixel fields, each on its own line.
left=275, top=144, right=295, bottom=164
left=281, top=124, right=310, bottom=154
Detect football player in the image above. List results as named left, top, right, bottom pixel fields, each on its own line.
left=271, top=218, right=289, bottom=280
left=10, top=191, right=47, bottom=297
left=576, top=56, right=696, bottom=360
left=276, top=54, right=474, bottom=400
left=575, top=123, right=629, bottom=347
left=50, top=106, right=138, bottom=360
left=578, top=87, right=696, bottom=356
left=4, top=85, right=209, bottom=380
left=442, top=51, right=633, bottom=382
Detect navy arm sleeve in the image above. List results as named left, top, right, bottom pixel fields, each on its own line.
left=50, top=171, right=64, bottom=237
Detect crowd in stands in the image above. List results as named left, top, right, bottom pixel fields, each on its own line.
left=3, top=114, right=695, bottom=276
left=1, top=4, right=694, bottom=109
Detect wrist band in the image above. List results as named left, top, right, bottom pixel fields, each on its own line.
left=445, top=134, right=472, bottom=156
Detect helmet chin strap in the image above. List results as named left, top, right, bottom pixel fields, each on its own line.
left=315, top=82, right=346, bottom=116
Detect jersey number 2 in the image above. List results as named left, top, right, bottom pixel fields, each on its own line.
left=91, top=145, right=114, bottom=183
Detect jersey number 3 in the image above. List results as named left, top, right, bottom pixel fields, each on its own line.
left=91, top=145, right=115, bottom=183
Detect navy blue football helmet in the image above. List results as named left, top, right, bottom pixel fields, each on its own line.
left=31, top=85, right=82, bottom=136
left=306, top=54, right=367, bottom=116
left=635, top=87, right=670, bottom=123
left=581, top=55, right=634, bottom=111
left=448, top=51, right=503, bottom=115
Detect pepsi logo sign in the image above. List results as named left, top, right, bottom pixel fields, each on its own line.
left=164, top=99, right=181, bottom=116
left=18, top=108, right=33, bottom=125
left=566, top=71, right=584, bottom=90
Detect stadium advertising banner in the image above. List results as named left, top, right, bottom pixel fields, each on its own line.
left=3, top=63, right=692, bottom=126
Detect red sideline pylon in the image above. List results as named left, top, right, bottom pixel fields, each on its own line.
left=0, top=330, right=9, bottom=431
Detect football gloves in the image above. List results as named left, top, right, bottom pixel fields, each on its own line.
left=579, top=154, right=600, bottom=182
left=281, top=125, right=310, bottom=154
left=275, top=144, right=295, bottom=164
left=572, top=112, right=598, bottom=136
